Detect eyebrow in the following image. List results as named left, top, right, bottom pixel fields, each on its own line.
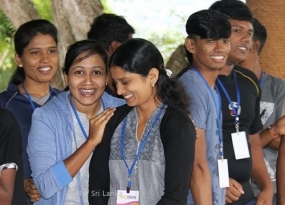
left=27, top=46, right=58, bottom=51
left=71, top=65, right=104, bottom=70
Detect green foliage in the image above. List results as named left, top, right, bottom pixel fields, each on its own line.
left=32, top=0, right=53, bottom=21
left=0, top=9, right=16, bottom=91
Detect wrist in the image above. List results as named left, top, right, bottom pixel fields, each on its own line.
left=268, top=124, right=280, bottom=138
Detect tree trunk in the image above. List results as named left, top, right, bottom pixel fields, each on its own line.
left=0, top=0, right=40, bottom=28
left=0, top=0, right=103, bottom=89
left=51, top=0, right=103, bottom=89
left=247, top=0, right=285, bottom=79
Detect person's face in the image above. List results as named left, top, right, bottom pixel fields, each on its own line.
left=110, top=66, right=157, bottom=107
left=186, top=36, right=230, bottom=71
left=65, top=53, right=108, bottom=110
left=15, top=34, right=59, bottom=84
left=227, top=20, right=253, bottom=65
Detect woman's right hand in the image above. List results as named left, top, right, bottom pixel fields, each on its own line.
left=88, top=107, right=116, bottom=146
left=24, top=179, right=41, bottom=202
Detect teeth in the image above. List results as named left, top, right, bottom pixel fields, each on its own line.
left=80, top=89, right=95, bottom=94
left=238, top=47, right=246, bottom=51
left=38, top=67, right=51, bottom=71
left=124, top=94, right=132, bottom=99
left=211, top=56, right=224, bottom=60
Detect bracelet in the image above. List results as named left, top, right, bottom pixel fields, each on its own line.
left=268, top=125, right=280, bottom=138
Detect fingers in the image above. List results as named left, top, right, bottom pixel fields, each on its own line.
left=88, top=107, right=116, bottom=146
left=225, top=178, right=244, bottom=203
left=24, top=179, right=41, bottom=202
left=90, top=107, right=116, bottom=123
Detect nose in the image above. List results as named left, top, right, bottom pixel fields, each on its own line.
left=82, top=73, right=94, bottom=85
left=214, top=41, right=226, bottom=52
left=116, top=83, right=124, bottom=96
left=241, top=32, right=251, bottom=43
left=40, top=52, right=49, bottom=63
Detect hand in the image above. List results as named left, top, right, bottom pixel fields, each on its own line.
left=88, top=107, right=116, bottom=146
left=24, top=179, right=41, bottom=202
left=225, top=178, right=244, bottom=204
left=256, top=188, right=273, bottom=205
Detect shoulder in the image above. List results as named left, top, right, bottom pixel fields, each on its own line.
left=162, top=106, right=192, bottom=126
left=0, top=108, right=20, bottom=134
left=33, top=92, right=69, bottom=120
left=265, top=73, right=285, bottom=85
left=101, top=92, right=126, bottom=108
left=176, top=66, right=190, bottom=79
left=0, top=83, right=19, bottom=103
left=51, top=87, right=63, bottom=95
left=234, top=65, right=260, bottom=95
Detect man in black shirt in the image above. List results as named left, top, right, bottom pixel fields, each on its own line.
left=209, top=1, right=273, bottom=204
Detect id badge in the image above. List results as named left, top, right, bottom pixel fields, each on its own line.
left=218, top=159, right=229, bottom=188
left=231, top=131, right=250, bottom=159
left=116, top=190, right=139, bottom=205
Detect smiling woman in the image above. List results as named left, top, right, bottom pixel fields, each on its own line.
left=0, top=19, right=62, bottom=205
left=26, top=40, right=125, bottom=205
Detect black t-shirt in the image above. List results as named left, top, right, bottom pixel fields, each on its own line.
left=0, top=108, right=27, bottom=205
left=217, top=65, right=263, bottom=204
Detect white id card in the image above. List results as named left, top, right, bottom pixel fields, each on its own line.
left=218, top=159, right=229, bottom=188
left=231, top=131, right=250, bottom=159
left=116, top=190, right=139, bottom=205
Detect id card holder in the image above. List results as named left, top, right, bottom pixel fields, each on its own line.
left=231, top=131, right=250, bottom=159
left=218, top=159, right=229, bottom=188
left=116, top=190, right=139, bottom=205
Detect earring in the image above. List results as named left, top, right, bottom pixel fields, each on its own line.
left=19, top=64, right=23, bottom=67
left=150, top=80, right=155, bottom=87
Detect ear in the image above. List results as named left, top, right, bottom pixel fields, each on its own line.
left=109, top=41, right=122, bottom=53
left=14, top=53, right=23, bottom=67
left=185, top=38, right=196, bottom=54
left=63, top=72, right=68, bottom=86
left=148, top=68, right=159, bottom=85
left=252, top=40, right=261, bottom=53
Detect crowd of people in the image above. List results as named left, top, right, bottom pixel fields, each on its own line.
left=1, top=0, right=285, bottom=205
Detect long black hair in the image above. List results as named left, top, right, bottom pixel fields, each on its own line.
left=109, top=38, right=189, bottom=112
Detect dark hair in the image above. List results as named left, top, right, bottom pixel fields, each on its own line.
left=109, top=38, right=189, bottom=112
left=185, top=9, right=231, bottom=64
left=87, top=13, right=135, bottom=51
left=10, top=19, right=58, bottom=85
left=63, top=40, right=108, bottom=91
left=209, top=0, right=253, bottom=22
left=252, top=18, right=267, bottom=54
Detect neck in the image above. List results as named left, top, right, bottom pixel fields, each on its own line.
left=19, top=79, right=50, bottom=98
left=192, top=65, right=219, bottom=89
left=218, top=64, right=234, bottom=76
left=72, top=97, right=102, bottom=120
left=136, top=98, right=161, bottom=122
left=251, top=60, right=262, bottom=80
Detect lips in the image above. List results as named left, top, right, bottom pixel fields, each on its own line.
left=80, top=89, right=95, bottom=96
left=238, top=46, right=247, bottom=51
left=211, top=55, right=226, bottom=63
left=38, top=66, right=52, bottom=73
left=123, top=94, right=133, bottom=99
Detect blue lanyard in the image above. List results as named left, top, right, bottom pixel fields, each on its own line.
left=69, top=95, right=105, bottom=205
left=192, top=67, right=223, bottom=158
left=69, top=95, right=105, bottom=139
left=120, top=105, right=164, bottom=193
left=216, top=70, right=241, bottom=132
left=21, top=82, right=51, bottom=111
left=259, top=71, right=264, bottom=87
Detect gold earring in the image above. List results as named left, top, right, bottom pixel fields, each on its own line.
left=150, top=80, right=155, bottom=87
